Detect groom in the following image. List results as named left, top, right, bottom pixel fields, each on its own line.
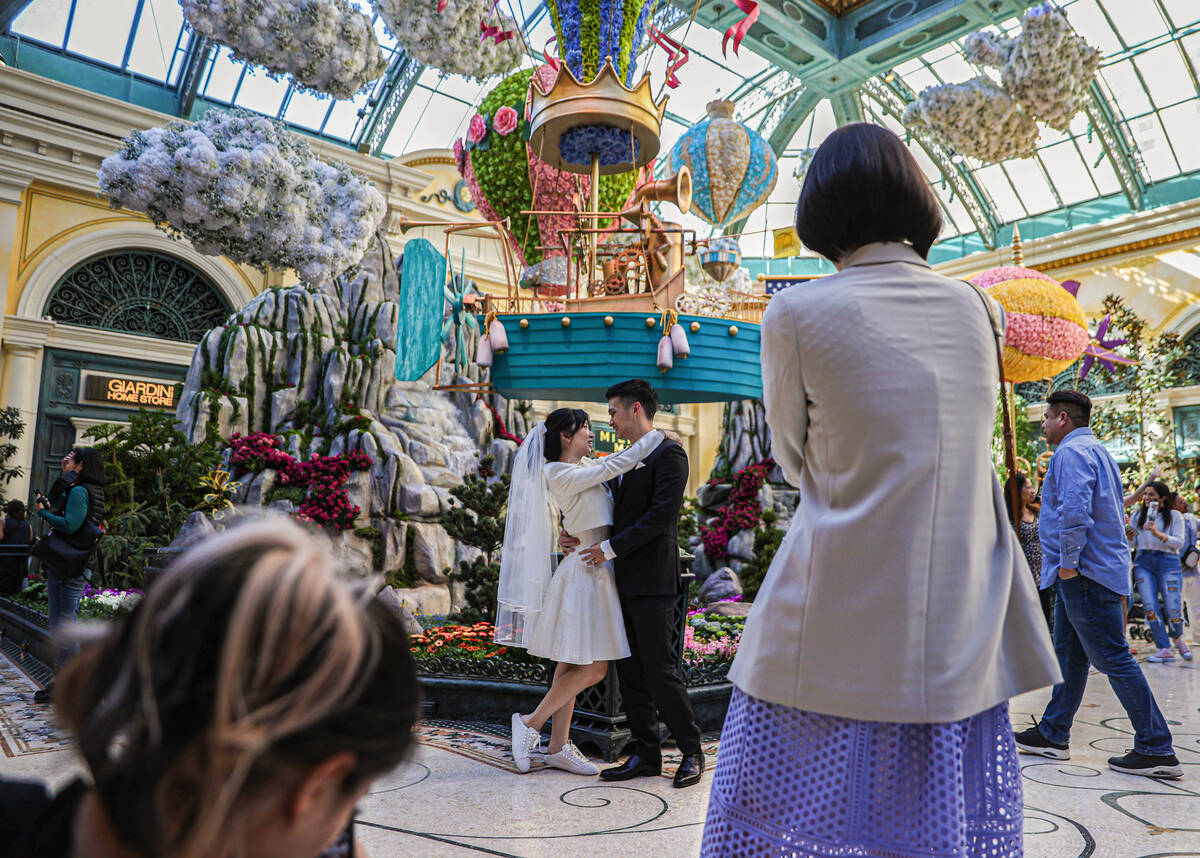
left=572, top=379, right=705, bottom=788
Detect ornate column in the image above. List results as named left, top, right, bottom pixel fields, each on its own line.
left=0, top=316, right=55, bottom=503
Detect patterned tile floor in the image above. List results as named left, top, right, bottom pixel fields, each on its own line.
left=2, top=642, right=1198, bottom=857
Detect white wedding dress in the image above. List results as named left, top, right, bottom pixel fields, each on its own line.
left=523, top=429, right=664, bottom=665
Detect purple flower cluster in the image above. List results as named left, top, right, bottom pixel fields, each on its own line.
left=700, top=458, right=775, bottom=559
left=558, top=0, right=583, bottom=78
left=558, top=124, right=641, bottom=169
left=626, top=0, right=655, bottom=84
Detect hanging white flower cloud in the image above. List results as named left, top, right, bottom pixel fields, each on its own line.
left=181, top=0, right=388, bottom=99
left=964, top=4, right=1102, bottom=132
left=98, top=109, right=386, bottom=284
left=903, top=76, right=1041, bottom=164
left=904, top=3, right=1102, bottom=163
left=373, top=0, right=523, bottom=82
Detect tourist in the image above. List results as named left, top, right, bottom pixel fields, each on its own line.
left=1015, top=391, right=1181, bottom=779
left=0, top=500, right=33, bottom=595
left=1006, top=472, right=1053, bottom=629
left=499, top=405, right=671, bottom=777
left=0, top=517, right=421, bottom=858
left=1130, top=482, right=1191, bottom=662
left=32, top=446, right=106, bottom=705
left=1179, top=495, right=1200, bottom=646
left=701, top=123, right=1060, bottom=857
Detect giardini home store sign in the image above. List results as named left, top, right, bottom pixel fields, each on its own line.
left=84, top=374, right=182, bottom=409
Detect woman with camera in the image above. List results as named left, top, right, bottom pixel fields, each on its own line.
left=32, top=446, right=106, bottom=704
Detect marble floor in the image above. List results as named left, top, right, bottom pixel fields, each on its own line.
left=2, top=641, right=1198, bottom=857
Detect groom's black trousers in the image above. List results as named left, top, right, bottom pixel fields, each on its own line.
left=617, top=593, right=703, bottom=759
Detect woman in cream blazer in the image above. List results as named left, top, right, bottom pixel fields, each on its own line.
left=701, top=124, right=1060, bottom=858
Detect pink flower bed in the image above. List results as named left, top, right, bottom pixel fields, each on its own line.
left=701, top=459, right=774, bottom=559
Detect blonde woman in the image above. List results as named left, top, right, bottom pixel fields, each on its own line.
left=0, top=518, right=421, bottom=858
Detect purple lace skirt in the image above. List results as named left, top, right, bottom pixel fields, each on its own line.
left=701, top=689, right=1022, bottom=858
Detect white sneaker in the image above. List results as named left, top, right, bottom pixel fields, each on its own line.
left=511, top=713, right=540, bottom=773
left=1146, top=648, right=1175, bottom=663
left=545, top=742, right=599, bottom=775
left=1175, top=637, right=1193, bottom=660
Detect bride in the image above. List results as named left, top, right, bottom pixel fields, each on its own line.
left=496, top=407, right=669, bottom=775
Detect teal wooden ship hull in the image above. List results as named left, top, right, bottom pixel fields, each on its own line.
left=485, top=311, right=762, bottom=403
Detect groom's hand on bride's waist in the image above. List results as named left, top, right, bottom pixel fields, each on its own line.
left=559, top=529, right=580, bottom=554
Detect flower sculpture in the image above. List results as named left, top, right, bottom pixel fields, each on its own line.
left=373, top=0, right=523, bottom=82
left=902, top=77, right=1039, bottom=163
left=547, top=0, right=655, bottom=86
left=454, top=67, right=635, bottom=268
left=180, top=0, right=387, bottom=99
left=964, top=4, right=1102, bottom=132
left=670, top=100, right=777, bottom=230
left=969, top=265, right=1089, bottom=383
left=99, top=109, right=386, bottom=284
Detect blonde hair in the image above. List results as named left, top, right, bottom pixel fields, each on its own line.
left=55, top=517, right=420, bottom=858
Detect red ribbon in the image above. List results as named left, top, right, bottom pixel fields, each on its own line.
left=648, top=27, right=689, bottom=89
left=480, top=19, right=514, bottom=44
left=722, top=0, right=759, bottom=58
left=437, top=0, right=447, bottom=12
left=543, top=35, right=560, bottom=72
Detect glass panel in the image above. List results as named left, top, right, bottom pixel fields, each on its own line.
left=973, top=164, right=1026, bottom=222
left=1073, top=131, right=1122, bottom=194
left=1158, top=101, right=1200, bottom=172
left=940, top=192, right=973, bottom=237
left=1127, top=113, right=1180, bottom=179
left=1096, top=0, right=1166, bottom=48
left=1160, top=0, right=1200, bottom=28
left=283, top=89, right=334, bottom=131
left=1038, top=141, right=1099, bottom=203
left=1062, top=0, right=1123, bottom=55
left=380, top=87, right=434, bottom=155
left=11, top=0, right=72, bottom=48
left=232, top=69, right=290, bottom=117
left=1002, top=159, right=1059, bottom=214
left=125, top=0, right=185, bottom=81
left=1181, top=32, right=1200, bottom=78
left=320, top=91, right=371, bottom=141
left=1133, top=42, right=1195, bottom=109
left=1100, top=60, right=1154, bottom=118
left=200, top=46, right=245, bottom=103
left=66, top=0, right=138, bottom=66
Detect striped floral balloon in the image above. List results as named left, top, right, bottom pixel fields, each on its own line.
left=969, top=265, right=1089, bottom=383
left=670, top=100, right=777, bottom=230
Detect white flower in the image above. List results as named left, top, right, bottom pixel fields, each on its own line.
left=903, top=76, right=1040, bottom=163
left=180, top=0, right=388, bottom=99
left=373, top=0, right=523, bottom=82
left=99, top=108, right=386, bottom=284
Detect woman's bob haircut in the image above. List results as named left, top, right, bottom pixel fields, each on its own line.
left=794, top=122, right=943, bottom=262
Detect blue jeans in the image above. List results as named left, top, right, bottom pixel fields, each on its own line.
left=1038, top=575, right=1173, bottom=756
left=46, top=575, right=86, bottom=669
left=1133, top=550, right=1184, bottom=649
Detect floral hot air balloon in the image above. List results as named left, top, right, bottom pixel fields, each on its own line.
left=670, top=100, right=777, bottom=230
left=969, top=265, right=1089, bottom=383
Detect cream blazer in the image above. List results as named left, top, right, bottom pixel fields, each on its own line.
left=728, top=243, right=1061, bottom=723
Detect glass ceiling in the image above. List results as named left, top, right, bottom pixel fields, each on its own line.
left=5, top=0, right=1200, bottom=264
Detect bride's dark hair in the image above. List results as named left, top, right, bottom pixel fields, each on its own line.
left=544, top=408, right=589, bottom=461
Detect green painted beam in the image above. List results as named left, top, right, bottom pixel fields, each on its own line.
left=358, top=53, right=425, bottom=155
left=829, top=90, right=864, bottom=125
left=863, top=75, right=999, bottom=250
left=1083, top=80, right=1147, bottom=211
left=176, top=33, right=213, bottom=118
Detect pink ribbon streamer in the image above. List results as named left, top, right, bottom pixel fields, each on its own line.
left=543, top=36, right=560, bottom=73
left=437, top=0, right=447, bottom=12
left=648, top=27, right=689, bottom=88
left=722, top=0, right=759, bottom=58
left=480, top=19, right=514, bottom=44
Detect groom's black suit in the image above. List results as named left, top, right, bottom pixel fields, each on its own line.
left=607, top=437, right=703, bottom=760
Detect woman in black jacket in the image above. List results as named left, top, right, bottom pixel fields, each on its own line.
left=0, top=500, right=33, bottom=595
left=33, top=446, right=105, bottom=703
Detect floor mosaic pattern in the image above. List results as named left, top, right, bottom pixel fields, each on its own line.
left=2, top=643, right=1197, bottom=856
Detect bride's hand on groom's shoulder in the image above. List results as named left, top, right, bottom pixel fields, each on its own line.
left=663, top=429, right=682, bottom=445
left=559, top=529, right=580, bottom=554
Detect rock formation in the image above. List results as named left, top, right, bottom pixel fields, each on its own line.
left=175, top=233, right=496, bottom=613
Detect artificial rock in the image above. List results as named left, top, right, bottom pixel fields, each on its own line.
left=699, top=567, right=743, bottom=606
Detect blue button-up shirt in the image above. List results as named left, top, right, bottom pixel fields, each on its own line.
left=1038, top=427, right=1131, bottom=595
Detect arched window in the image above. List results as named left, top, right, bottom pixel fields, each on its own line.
left=43, top=250, right=233, bottom=343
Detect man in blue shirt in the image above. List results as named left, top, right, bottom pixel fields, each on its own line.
left=1014, top=391, right=1181, bottom=779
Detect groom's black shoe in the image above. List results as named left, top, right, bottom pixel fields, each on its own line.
left=599, top=753, right=662, bottom=781
left=672, top=753, right=705, bottom=788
